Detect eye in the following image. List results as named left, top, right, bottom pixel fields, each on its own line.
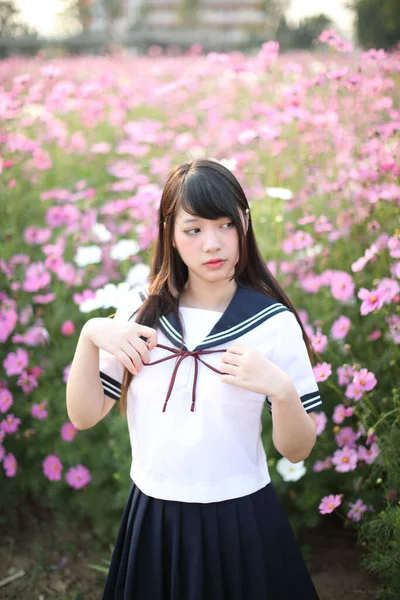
left=222, top=221, right=235, bottom=229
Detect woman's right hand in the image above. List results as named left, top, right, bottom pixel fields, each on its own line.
left=83, top=318, right=157, bottom=375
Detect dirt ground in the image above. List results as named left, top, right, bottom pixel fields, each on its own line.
left=0, top=515, right=381, bottom=600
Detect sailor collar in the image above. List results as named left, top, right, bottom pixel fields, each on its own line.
left=137, top=284, right=290, bottom=412
left=139, top=284, right=289, bottom=352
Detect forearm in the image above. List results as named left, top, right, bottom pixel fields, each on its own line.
left=66, top=319, right=106, bottom=430
left=270, top=383, right=317, bottom=463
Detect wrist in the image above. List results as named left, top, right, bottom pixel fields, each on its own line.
left=268, top=377, right=296, bottom=404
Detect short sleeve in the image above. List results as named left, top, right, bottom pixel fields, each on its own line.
left=99, top=290, right=143, bottom=402
left=266, top=310, right=322, bottom=414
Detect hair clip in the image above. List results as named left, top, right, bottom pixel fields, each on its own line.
left=245, top=208, right=249, bottom=214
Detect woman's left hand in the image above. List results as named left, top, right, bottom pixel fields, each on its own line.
left=220, top=344, right=293, bottom=400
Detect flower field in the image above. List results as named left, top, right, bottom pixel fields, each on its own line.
left=1, top=33, right=399, bottom=598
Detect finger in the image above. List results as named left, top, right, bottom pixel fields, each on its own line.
left=226, top=345, right=245, bottom=355
left=116, top=351, right=137, bottom=375
left=220, top=362, right=240, bottom=375
left=221, top=352, right=241, bottom=366
left=137, top=326, right=157, bottom=350
left=121, top=342, right=142, bottom=372
left=129, top=337, right=151, bottom=365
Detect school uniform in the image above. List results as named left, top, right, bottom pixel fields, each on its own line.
left=99, top=283, right=321, bottom=599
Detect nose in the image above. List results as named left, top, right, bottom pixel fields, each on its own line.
left=203, top=228, right=221, bottom=251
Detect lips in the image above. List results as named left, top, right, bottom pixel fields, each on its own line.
left=205, top=259, right=225, bottom=265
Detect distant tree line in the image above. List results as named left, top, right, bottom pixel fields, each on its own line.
left=1, top=0, right=399, bottom=51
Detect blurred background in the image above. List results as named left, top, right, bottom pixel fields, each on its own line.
left=1, top=2, right=399, bottom=600
left=1, top=0, right=399, bottom=56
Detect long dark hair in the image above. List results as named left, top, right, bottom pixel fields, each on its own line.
left=119, top=159, right=315, bottom=415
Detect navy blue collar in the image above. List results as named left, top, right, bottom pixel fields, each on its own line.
left=140, top=284, right=289, bottom=351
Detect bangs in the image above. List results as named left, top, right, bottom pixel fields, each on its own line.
left=178, top=171, right=241, bottom=223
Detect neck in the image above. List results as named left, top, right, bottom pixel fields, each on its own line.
left=179, top=278, right=238, bottom=312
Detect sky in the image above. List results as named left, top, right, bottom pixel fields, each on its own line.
left=15, top=0, right=355, bottom=39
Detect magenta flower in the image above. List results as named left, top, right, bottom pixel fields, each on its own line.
left=315, top=412, right=327, bottom=436
left=313, top=362, right=332, bottom=382
left=22, top=262, right=51, bottom=293
left=63, top=364, right=71, bottom=384
left=3, top=453, right=17, bottom=477
left=65, top=465, right=91, bottom=490
left=337, top=364, right=356, bottom=386
left=0, top=389, right=13, bottom=414
left=1, top=414, right=21, bottom=435
left=319, top=494, right=342, bottom=515
left=332, top=446, right=358, bottom=472
left=311, top=330, right=328, bottom=353
left=31, top=401, right=48, bottom=420
left=3, top=348, right=29, bottom=376
left=17, top=371, right=39, bottom=394
left=333, top=404, right=349, bottom=424
left=347, top=499, right=368, bottom=522
left=60, top=422, right=78, bottom=442
left=330, top=272, right=355, bottom=302
left=43, top=455, right=63, bottom=481
left=313, top=457, right=332, bottom=472
left=345, top=382, right=364, bottom=402
left=335, top=426, right=358, bottom=449
left=352, top=368, right=377, bottom=392
left=61, top=320, right=75, bottom=336
left=331, top=316, right=351, bottom=339
left=357, top=287, right=386, bottom=315
left=357, top=443, right=380, bottom=465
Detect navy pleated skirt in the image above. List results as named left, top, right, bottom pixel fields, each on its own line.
left=102, top=481, right=320, bottom=600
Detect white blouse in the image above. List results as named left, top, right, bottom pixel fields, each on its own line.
left=99, top=285, right=322, bottom=503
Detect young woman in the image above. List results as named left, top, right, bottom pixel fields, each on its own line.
left=66, top=159, right=321, bottom=599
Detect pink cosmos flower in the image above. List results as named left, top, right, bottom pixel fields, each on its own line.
left=17, top=371, right=39, bottom=394
left=61, top=321, right=75, bottom=336
left=357, top=443, right=380, bottom=465
left=313, top=457, right=332, bottom=472
left=63, top=363, right=71, bottom=384
left=33, top=293, right=56, bottom=304
left=31, top=401, right=48, bottom=420
left=345, top=382, right=364, bottom=402
left=311, top=330, right=328, bottom=353
left=43, top=455, right=63, bottom=481
left=60, top=422, right=78, bottom=442
left=315, top=412, right=327, bottom=436
left=352, top=369, right=377, bottom=392
left=65, top=465, right=91, bottom=490
left=12, top=324, right=50, bottom=347
left=3, top=453, right=17, bottom=477
left=331, top=316, right=351, bottom=339
left=313, top=362, right=332, bottom=382
left=332, top=446, right=358, bottom=472
left=23, top=226, right=52, bottom=245
left=332, top=404, right=353, bottom=424
left=319, top=494, right=342, bottom=515
left=357, top=287, right=386, bottom=315
left=3, top=348, right=29, bottom=376
left=347, top=499, right=368, bottom=522
left=1, top=414, right=22, bottom=435
left=330, top=272, right=355, bottom=302
left=367, top=329, right=382, bottom=341
left=0, top=389, right=13, bottom=413
left=335, top=426, right=358, bottom=448
left=337, top=364, right=356, bottom=386
left=23, top=262, right=51, bottom=292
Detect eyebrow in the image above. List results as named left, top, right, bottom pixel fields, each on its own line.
left=182, top=217, right=201, bottom=224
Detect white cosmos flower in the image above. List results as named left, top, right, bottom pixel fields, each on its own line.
left=91, top=223, right=112, bottom=243
left=126, top=263, right=150, bottom=287
left=74, top=245, right=102, bottom=267
left=276, top=457, right=307, bottom=482
left=110, top=239, right=139, bottom=261
left=79, top=282, right=139, bottom=313
left=265, top=187, right=293, bottom=201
